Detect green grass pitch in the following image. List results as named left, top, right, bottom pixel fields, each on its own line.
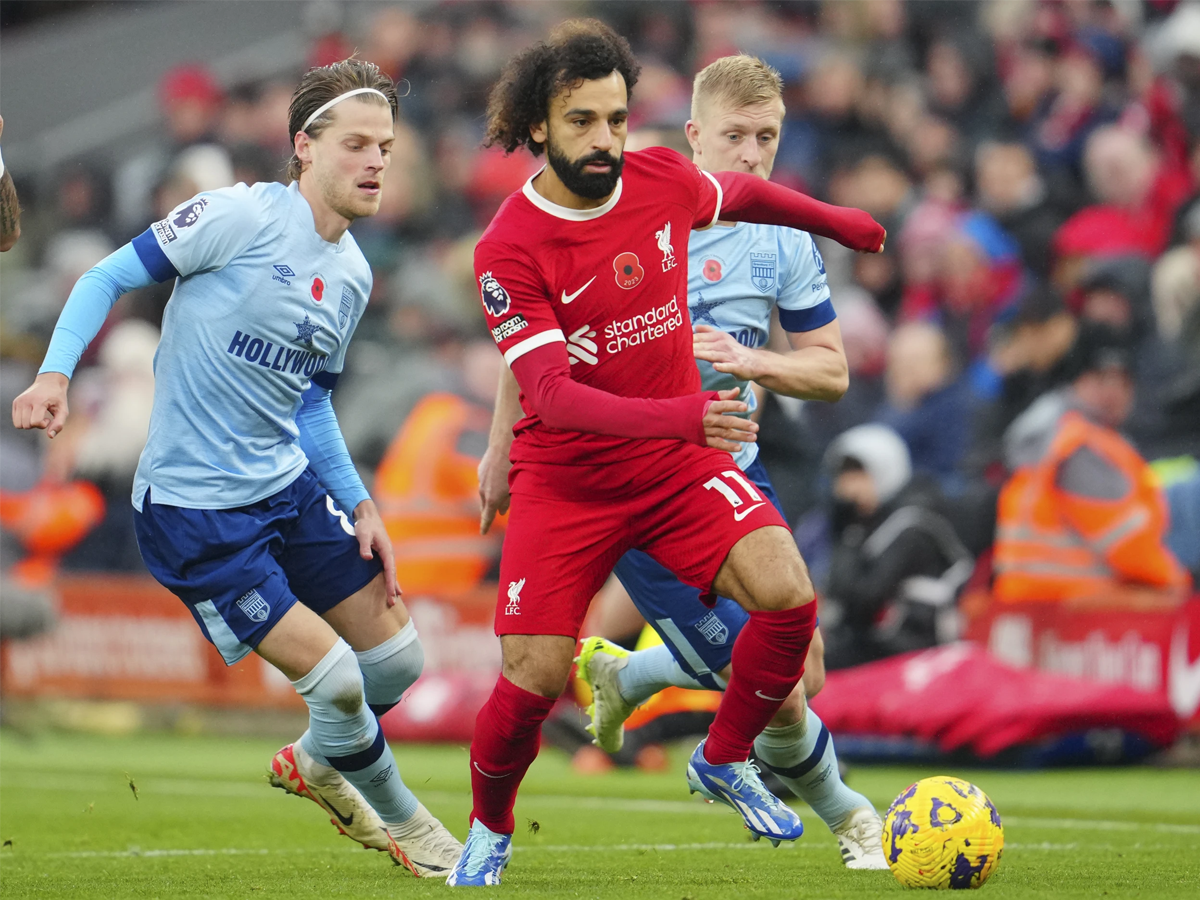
left=1, top=730, right=1197, bottom=898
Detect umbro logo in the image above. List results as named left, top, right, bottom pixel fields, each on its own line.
left=272, top=264, right=295, bottom=286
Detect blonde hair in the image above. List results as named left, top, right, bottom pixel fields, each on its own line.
left=286, top=58, right=398, bottom=182
left=691, top=54, right=784, bottom=122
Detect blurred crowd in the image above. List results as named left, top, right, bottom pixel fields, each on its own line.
left=1, top=1, right=1198, bottom=655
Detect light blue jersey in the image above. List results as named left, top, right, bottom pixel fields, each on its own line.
left=128, top=181, right=370, bottom=510
left=688, top=221, right=833, bottom=468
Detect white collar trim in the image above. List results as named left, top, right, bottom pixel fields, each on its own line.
left=521, top=167, right=623, bottom=221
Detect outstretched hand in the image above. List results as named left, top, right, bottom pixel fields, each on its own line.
left=703, top=388, right=757, bottom=453
left=12, top=372, right=70, bottom=438
left=352, top=499, right=402, bottom=606
left=693, top=326, right=765, bottom=381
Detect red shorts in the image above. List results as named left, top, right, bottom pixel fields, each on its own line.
left=495, top=444, right=788, bottom=638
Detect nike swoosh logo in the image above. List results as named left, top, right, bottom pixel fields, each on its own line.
left=755, top=690, right=789, bottom=702
left=325, top=800, right=354, bottom=827
left=473, top=761, right=505, bottom=779
left=753, top=691, right=792, bottom=705
left=561, top=276, right=596, bottom=304
left=1170, top=625, right=1200, bottom=718
left=733, top=502, right=766, bottom=522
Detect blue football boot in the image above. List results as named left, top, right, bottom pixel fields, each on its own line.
left=445, top=819, right=513, bottom=886
left=686, top=739, right=805, bottom=846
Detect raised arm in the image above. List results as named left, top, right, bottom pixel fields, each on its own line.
left=12, top=243, right=156, bottom=437
left=0, top=115, right=21, bottom=252
left=710, top=170, right=885, bottom=253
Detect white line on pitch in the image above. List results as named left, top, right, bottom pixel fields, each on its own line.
left=2, top=835, right=1180, bottom=864
left=6, top=774, right=1199, bottom=835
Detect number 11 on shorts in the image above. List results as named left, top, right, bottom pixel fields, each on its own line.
left=704, top=470, right=766, bottom=520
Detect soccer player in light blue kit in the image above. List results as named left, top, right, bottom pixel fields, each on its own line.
left=479, top=55, right=887, bottom=868
left=11, top=59, right=461, bottom=877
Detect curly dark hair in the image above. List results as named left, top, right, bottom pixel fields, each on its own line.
left=484, top=19, right=641, bottom=157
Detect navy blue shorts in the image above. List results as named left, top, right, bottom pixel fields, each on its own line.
left=612, top=457, right=783, bottom=690
left=134, top=468, right=382, bottom=665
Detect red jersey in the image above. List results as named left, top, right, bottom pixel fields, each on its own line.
left=475, top=147, right=723, bottom=495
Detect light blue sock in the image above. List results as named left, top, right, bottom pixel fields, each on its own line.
left=356, top=620, right=423, bottom=717
left=753, top=705, right=874, bottom=829
left=616, top=643, right=710, bottom=705
left=294, top=640, right=419, bottom=825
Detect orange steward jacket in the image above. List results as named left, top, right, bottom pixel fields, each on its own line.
left=994, top=410, right=1190, bottom=602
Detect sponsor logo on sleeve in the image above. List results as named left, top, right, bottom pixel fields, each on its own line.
left=479, top=271, right=512, bottom=316
left=812, top=236, right=826, bottom=275
left=152, top=219, right=178, bottom=244
left=491, top=314, right=529, bottom=343
left=171, top=196, right=209, bottom=229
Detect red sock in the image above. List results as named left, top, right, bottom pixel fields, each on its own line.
left=704, top=602, right=817, bottom=765
left=469, top=675, right=556, bottom=834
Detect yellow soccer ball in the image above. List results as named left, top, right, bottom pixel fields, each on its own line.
left=882, top=776, right=1004, bottom=889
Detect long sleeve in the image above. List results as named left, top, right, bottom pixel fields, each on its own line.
left=39, top=243, right=156, bottom=378
left=711, top=171, right=886, bottom=253
left=295, top=384, right=370, bottom=514
left=509, top=342, right=718, bottom=446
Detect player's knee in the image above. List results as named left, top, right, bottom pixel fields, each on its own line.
left=750, top=565, right=815, bottom=612
left=802, top=663, right=825, bottom=699
left=502, top=657, right=570, bottom=700
left=802, top=632, right=826, bottom=698
left=768, top=681, right=807, bottom=728
left=293, top=639, right=370, bottom=724
left=356, top=621, right=424, bottom=717
left=501, top=636, right=574, bottom=700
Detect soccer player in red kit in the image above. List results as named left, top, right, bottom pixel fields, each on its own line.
left=447, top=21, right=885, bottom=886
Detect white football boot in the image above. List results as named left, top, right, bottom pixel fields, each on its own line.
left=269, top=742, right=391, bottom=852
left=385, top=802, right=464, bottom=878
left=832, top=806, right=889, bottom=870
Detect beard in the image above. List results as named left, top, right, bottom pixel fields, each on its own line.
left=546, top=138, right=623, bottom=200
left=316, top=166, right=380, bottom=223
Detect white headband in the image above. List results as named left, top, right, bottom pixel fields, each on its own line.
left=302, top=88, right=391, bottom=131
